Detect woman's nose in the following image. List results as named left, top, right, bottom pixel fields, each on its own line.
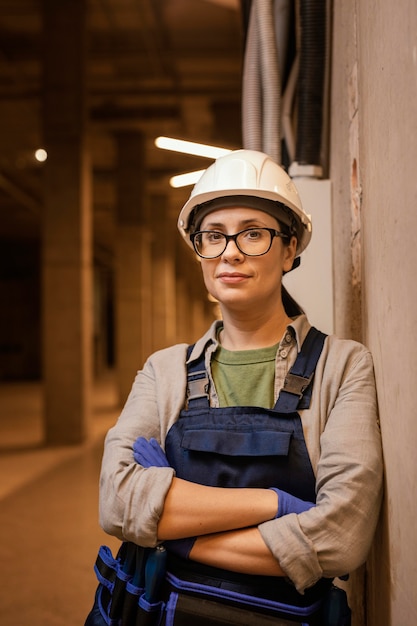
left=221, top=237, right=243, bottom=261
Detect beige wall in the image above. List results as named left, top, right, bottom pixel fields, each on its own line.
left=331, top=1, right=417, bottom=624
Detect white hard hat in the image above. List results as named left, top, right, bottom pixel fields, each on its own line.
left=177, top=149, right=312, bottom=256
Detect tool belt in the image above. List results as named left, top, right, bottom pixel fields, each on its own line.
left=88, top=542, right=350, bottom=626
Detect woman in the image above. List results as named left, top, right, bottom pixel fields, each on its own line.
left=87, top=150, right=383, bottom=626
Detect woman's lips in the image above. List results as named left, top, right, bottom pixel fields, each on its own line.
left=217, top=272, right=250, bottom=284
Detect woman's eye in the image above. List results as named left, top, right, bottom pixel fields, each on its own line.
left=246, top=229, right=262, bottom=239
left=206, top=232, right=224, bottom=243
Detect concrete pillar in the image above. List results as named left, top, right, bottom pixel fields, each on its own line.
left=175, top=276, right=192, bottom=344
left=175, top=239, right=194, bottom=344
left=41, top=0, right=92, bottom=444
left=114, top=132, right=150, bottom=405
left=150, top=196, right=177, bottom=352
left=175, top=239, right=218, bottom=343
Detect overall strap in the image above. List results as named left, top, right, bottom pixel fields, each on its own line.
left=275, top=327, right=327, bottom=413
left=185, top=344, right=210, bottom=408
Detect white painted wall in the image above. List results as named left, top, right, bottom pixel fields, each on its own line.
left=283, top=179, right=334, bottom=336
left=330, top=1, right=417, bottom=624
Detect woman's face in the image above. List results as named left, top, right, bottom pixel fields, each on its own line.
left=197, top=207, right=297, bottom=314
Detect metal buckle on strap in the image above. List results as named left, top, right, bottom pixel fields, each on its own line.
left=187, top=371, right=209, bottom=401
left=283, top=372, right=313, bottom=398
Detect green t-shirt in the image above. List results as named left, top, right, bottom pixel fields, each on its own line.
left=211, top=342, right=279, bottom=408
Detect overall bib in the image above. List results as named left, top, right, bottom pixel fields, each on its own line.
left=88, top=328, right=350, bottom=625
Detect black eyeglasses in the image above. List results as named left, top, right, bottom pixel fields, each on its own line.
left=190, top=227, right=290, bottom=259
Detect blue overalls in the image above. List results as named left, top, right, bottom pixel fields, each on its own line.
left=87, top=327, right=350, bottom=625
left=161, top=327, right=332, bottom=625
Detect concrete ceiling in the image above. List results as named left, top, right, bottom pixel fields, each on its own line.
left=0, top=0, right=243, bottom=252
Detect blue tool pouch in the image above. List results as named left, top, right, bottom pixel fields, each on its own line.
left=85, top=542, right=166, bottom=626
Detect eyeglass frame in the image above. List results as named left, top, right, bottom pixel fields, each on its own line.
left=190, top=227, right=291, bottom=259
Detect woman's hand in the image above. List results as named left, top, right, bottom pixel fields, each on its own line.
left=133, top=437, right=170, bottom=467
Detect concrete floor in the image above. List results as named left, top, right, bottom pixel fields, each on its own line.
left=0, top=375, right=121, bottom=625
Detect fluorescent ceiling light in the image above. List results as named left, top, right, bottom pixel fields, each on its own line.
left=155, top=136, right=232, bottom=159
left=169, top=170, right=206, bottom=188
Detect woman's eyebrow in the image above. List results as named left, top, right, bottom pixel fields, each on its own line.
left=202, top=218, right=268, bottom=229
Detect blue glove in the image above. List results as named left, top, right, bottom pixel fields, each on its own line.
left=164, top=537, right=196, bottom=560
left=133, top=437, right=170, bottom=468
left=269, top=487, right=315, bottom=518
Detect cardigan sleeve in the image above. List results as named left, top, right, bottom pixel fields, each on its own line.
left=98, top=344, right=189, bottom=546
